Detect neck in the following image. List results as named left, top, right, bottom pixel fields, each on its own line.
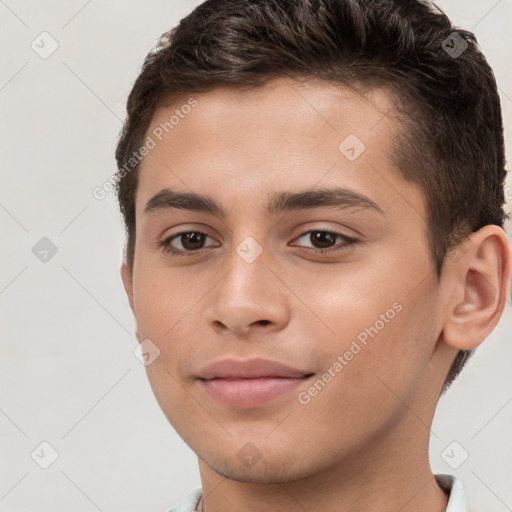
left=196, top=416, right=448, bottom=512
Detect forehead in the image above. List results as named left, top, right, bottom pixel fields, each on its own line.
left=149, top=77, right=398, bottom=148
left=135, top=77, right=420, bottom=220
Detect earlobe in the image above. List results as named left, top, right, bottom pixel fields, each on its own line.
left=442, top=225, right=512, bottom=351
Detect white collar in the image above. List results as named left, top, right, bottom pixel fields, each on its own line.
left=435, top=474, right=468, bottom=512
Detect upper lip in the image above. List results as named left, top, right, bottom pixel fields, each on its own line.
left=197, top=358, right=313, bottom=380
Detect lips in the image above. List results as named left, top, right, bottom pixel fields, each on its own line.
left=197, top=358, right=314, bottom=407
left=197, top=357, right=312, bottom=380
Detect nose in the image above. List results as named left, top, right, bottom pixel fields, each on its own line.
left=204, top=241, right=291, bottom=338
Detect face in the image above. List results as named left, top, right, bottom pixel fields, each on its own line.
left=122, top=77, right=453, bottom=483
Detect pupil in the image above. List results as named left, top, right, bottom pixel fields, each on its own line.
left=311, top=231, right=335, bottom=248
left=183, top=232, right=205, bottom=249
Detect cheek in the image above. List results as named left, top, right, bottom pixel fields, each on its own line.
left=132, top=266, right=204, bottom=421
left=294, top=261, right=401, bottom=345
left=132, top=262, right=206, bottom=339
left=291, top=298, right=437, bottom=446
left=299, top=260, right=437, bottom=390
left=130, top=270, right=203, bottom=404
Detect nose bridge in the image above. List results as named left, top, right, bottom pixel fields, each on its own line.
left=228, top=235, right=269, bottom=299
left=205, top=233, right=290, bottom=334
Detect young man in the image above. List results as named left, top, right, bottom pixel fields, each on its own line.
left=115, top=1, right=511, bottom=510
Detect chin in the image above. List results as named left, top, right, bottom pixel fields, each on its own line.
left=201, top=450, right=321, bottom=484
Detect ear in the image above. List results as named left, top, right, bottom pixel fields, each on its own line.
left=442, top=225, right=512, bottom=350
left=120, top=260, right=140, bottom=342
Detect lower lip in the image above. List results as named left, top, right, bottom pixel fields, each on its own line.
left=199, top=376, right=312, bottom=407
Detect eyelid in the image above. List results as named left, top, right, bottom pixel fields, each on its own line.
left=159, top=223, right=219, bottom=240
left=158, top=226, right=359, bottom=257
left=289, top=229, right=358, bottom=251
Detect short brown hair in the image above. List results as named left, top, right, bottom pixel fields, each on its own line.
left=114, top=0, right=508, bottom=391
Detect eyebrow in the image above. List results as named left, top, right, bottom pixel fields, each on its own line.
left=143, top=187, right=386, bottom=217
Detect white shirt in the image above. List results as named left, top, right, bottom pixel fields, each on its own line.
left=167, top=473, right=467, bottom=512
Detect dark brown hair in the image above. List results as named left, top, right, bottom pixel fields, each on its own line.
left=115, top=0, right=508, bottom=391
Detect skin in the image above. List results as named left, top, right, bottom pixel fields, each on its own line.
left=121, top=77, right=511, bottom=512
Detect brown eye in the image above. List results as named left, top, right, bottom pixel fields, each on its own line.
left=177, top=232, right=207, bottom=250
left=293, top=229, right=358, bottom=254
left=308, top=231, right=338, bottom=249
left=159, top=231, right=217, bottom=255
left=293, top=230, right=357, bottom=252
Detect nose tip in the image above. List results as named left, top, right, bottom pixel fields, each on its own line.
left=212, top=316, right=273, bottom=335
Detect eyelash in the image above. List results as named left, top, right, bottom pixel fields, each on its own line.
left=157, top=229, right=358, bottom=258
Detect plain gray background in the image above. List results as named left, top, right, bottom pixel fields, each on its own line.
left=1, top=1, right=511, bottom=511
